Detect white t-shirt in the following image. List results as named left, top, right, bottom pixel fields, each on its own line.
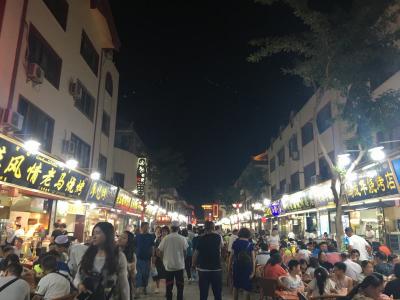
left=0, top=276, right=30, bottom=300
left=281, top=274, right=303, bottom=290
left=308, top=278, right=336, bottom=297
left=14, top=229, right=25, bottom=237
left=36, top=272, right=71, bottom=300
left=348, top=235, right=370, bottom=261
left=344, top=259, right=362, bottom=281
left=365, top=230, right=375, bottom=242
left=228, top=234, right=238, bottom=252
left=158, top=232, right=188, bottom=271
left=268, top=235, right=280, bottom=248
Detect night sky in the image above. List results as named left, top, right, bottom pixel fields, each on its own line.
left=109, top=0, right=313, bottom=207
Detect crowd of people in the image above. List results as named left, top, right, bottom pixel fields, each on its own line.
left=0, top=220, right=399, bottom=300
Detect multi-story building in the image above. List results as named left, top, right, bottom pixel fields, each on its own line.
left=0, top=0, right=119, bottom=180
left=265, top=74, right=400, bottom=247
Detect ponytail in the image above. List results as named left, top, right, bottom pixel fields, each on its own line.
left=314, top=267, right=328, bottom=296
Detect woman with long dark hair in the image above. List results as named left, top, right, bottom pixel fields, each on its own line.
left=307, top=267, right=336, bottom=298
left=348, top=274, right=385, bottom=300
left=74, top=222, right=129, bottom=300
left=118, top=231, right=136, bottom=300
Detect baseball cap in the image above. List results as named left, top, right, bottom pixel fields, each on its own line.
left=55, top=235, right=69, bottom=245
left=171, top=221, right=180, bottom=228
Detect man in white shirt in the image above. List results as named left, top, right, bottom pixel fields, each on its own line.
left=345, top=227, right=371, bottom=261
left=35, top=255, right=71, bottom=300
left=365, top=225, right=375, bottom=243
left=341, top=253, right=362, bottom=281
left=227, top=229, right=238, bottom=253
left=158, top=221, right=188, bottom=300
left=268, top=228, right=280, bottom=250
left=0, top=263, right=30, bottom=300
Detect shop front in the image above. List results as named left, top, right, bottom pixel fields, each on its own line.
left=83, top=179, right=118, bottom=239
left=115, top=188, right=142, bottom=234
left=0, top=133, right=90, bottom=251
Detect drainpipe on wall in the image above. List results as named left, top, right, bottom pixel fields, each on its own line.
left=7, top=0, right=28, bottom=111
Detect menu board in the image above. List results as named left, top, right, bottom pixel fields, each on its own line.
left=0, top=135, right=89, bottom=200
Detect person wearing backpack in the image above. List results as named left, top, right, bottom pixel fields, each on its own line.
left=0, top=262, right=30, bottom=300
left=228, top=228, right=256, bottom=300
left=74, top=222, right=129, bottom=300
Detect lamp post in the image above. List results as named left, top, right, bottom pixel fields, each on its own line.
left=232, top=203, right=242, bottom=228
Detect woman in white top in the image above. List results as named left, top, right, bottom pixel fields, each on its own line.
left=307, top=267, right=337, bottom=298
left=74, top=222, right=129, bottom=300
left=268, top=228, right=280, bottom=250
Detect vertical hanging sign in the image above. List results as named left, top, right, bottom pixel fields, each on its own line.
left=136, top=158, right=147, bottom=197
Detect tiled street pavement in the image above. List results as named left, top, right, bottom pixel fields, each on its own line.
left=136, top=279, right=233, bottom=299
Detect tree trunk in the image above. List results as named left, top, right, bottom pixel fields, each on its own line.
left=331, top=177, right=344, bottom=250
left=335, top=196, right=344, bottom=251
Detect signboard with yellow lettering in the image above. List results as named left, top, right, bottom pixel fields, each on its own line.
left=345, top=161, right=399, bottom=202
left=0, top=135, right=89, bottom=200
left=115, top=188, right=141, bottom=213
left=86, top=179, right=117, bottom=207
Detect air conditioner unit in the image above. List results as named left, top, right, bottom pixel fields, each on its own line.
left=291, top=150, right=300, bottom=160
left=69, top=81, right=83, bottom=99
left=27, top=63, right=44, bottom=84
left=1, top=109, right=24, bottom=131
left=62, top=139, right=76, bottom=155
left=310, top=175, right=319, bottom=185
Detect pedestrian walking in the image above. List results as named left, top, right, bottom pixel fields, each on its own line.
left=228, top=228, right=256, bottom=300
left=158, top=221, right=188, bottom=300
left=74, top=222, right=129, bottom=300
left=192, top=221, right=223, bottom=300
left=118, top=231, right=137, bottom=300
left=135, top=222, right=155, bottom=297
left=153, top=226, right=169, bottom=294
left=181, top=229, right=193, bottom=281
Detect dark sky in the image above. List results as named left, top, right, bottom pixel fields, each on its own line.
left=109, top=0, right=312, bottom=207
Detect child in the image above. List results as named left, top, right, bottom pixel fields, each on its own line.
left=35, top=255, right=71, bottom=299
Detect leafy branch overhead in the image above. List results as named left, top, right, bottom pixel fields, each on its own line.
left=148, top=148, right=188, bottom=189
left=249, top=0, right=400, bottom=149
left=237, top=164, right=267, bottom=199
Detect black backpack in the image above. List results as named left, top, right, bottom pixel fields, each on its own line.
left=236, top=242, right=252, bottom=269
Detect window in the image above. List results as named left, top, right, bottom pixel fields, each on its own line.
left=301, top=122, right=314, bottom=146
left=105, top=72, right=113, bottom=96
left=43, top=0, right=68, bottom=30
left=291, top=172, right=300, bottom=192
left=279, top=179, right=286, bottom=194
left=278, top=147, right=285, bottom=166
left=317, top=103, right=332, bottom=133
left=271, top=185, right=277, bottom=200
left=304, top=162, right=316, bottom=187
left=319, top=152, right=335, bottom=181
left=98, top=154, right=107, bottom=177
left=75, top=81, right=95, bottom=121
left=28, top=25, right=62, bottom=89
left=70, top=133, right=91, bottom=169
left=18, top=96, right=54, bottom=152
left=101, top=111, right=110, bottom=136
left=113, top=172, right=125, bottom=188
left=270, top=157, right=276, bottom=172
left=80, top=31, right=99, bottom=75
left=289, top=134, right=298, bottom=158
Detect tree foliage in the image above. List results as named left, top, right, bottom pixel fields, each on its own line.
left=214, top=185, right=241, bottom=206
left=249, top=0, right=400, bottom=246
left=148, top=148, right=188, bottom=190
left=237, top=164, right=267, bottom=200
left=249, top=0, right=400, bottom=150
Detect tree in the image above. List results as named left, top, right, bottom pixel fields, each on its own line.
left=249, top=0, right=400, bottom=248
left=214, top=185, right=241, bottom=206
left=237, top=163, right=268, bottom=201
left=148, top=148, right=188, bottom=190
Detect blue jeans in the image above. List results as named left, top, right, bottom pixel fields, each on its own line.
left=198, top=270, right=222, bottom=300
left=136, top=259, right=151, bottom=288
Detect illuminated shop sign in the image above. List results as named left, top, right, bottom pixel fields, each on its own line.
left=115, top=188, right=142, bottom=214
left=0, top=135, right=89, bottom=200
left=136, top=158, right=147, bottom=197
left=86, top=179, right=117, bottom=207
left=345, top=161, right=398, bottom=202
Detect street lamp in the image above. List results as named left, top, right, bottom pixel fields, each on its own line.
left=368, top=146, right=385, bottom=161
left=23, top=140, right=41, bottom=154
